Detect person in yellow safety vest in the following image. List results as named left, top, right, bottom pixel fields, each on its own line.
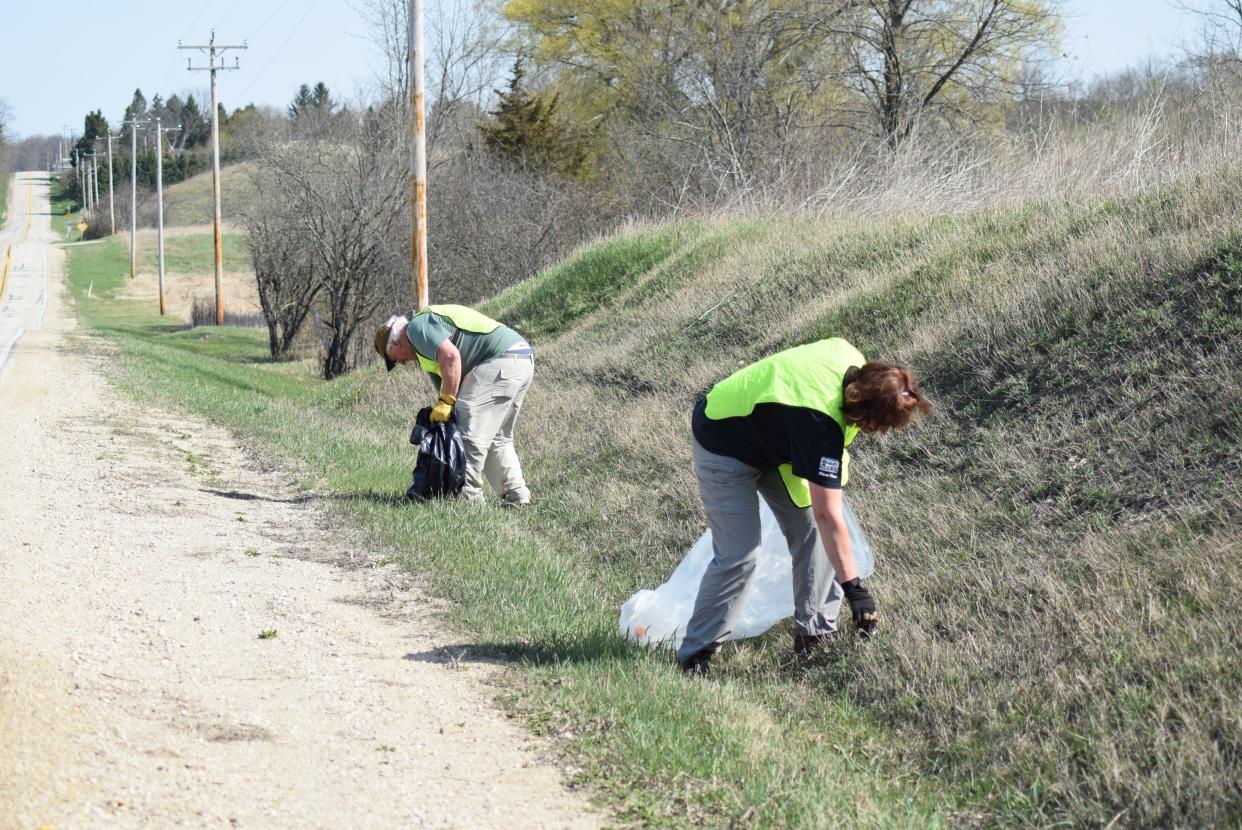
left=375, top=305, right=535, bottom=506
left=677, top=338, right=931, bottom=676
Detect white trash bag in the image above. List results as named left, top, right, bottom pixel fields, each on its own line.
left=619, top=495, right=874, bottom=649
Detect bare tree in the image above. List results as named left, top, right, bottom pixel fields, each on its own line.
left=1180, top=0, right=1242, bottom=74
left=353, top=0, right=507, bottom=156
left=835, top=0, right=1061, bottom=148
left=261, top=115, right=408, bottom=378
left=428, top=149, right=610, bottom=302
left=239, top=170, right=321, bottom=359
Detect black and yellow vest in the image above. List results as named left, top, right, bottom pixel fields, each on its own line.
left=703, top=338, right=864, bottom=507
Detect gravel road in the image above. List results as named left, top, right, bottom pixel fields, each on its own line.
left=0, top=173, right=601, bottom=829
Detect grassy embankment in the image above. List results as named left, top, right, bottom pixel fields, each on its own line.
left=0, top=173, right=9, bottom=229
left=126, top=230, right=250, bottom=273
left=62, top=169, right=1241, bottom=827
left=159, top=161, right=260, bottom=227
left=48, top=176, right=82, bottom=241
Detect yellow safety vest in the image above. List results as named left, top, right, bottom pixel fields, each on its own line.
left=704, top=338, right=864, bottom=507
left=411, top=304, right=505, bottom=376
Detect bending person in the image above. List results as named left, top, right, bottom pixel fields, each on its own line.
left=375, top=305, right=534, bottom=506
left=678, top=337, right=930, bottom=676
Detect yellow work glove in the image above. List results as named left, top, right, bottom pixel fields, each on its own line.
left=429, top=393, right=456, bottom=424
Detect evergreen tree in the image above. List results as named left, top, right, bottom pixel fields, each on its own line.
left=480, top=60, right=585, bottom=177
left=288, top=82, right=336, bottom=122
left=74, top=110, right=109, bottom=165
left=120, top=89, right=147, bottom=141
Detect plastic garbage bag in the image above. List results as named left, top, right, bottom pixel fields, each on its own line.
left=405, top=407, right=466, bottom=501
left=619, top=494, right=874, bottom=649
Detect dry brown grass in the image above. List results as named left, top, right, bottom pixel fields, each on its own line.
left=459, top=151, right=1242, bottom=825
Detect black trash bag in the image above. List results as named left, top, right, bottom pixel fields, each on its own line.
left=405, top=407, right=466, bottom=501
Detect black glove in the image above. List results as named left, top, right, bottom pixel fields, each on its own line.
left=840, top=577, right=878, bottom=639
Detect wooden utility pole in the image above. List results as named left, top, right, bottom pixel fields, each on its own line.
left=84, top=154, right=92, bottom=213
left=106, top=132, right=115, bottom=236
left=84, top=154, right=94, bottom=213
left=155, top=118, right=181, bottom=317
left=75, top=150, right=85, bottom=210
left=408, top=0, right=429, bottom=310
left=180, top=30, right=246, bottom=325
left=126, top=120, right=143, bottom=279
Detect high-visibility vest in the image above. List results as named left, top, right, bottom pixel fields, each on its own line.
left=411, top=304, right=505, bottom=376
left=704, top=338, right=864, bottom=507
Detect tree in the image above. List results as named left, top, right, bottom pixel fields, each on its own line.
left=354, top=0, right=507, bottom=157
left=288, top=82, right=337, bottom=121
left=480, top=60, right=586, bottom=176
left=505, top=0, right=860, bottom=192
left=835, top=0, right=1061, bottom=148
left=257, top=115, right=407, bottom=379
left=73, top=110, right=109, bottom=165
left=1181, top=1, right=1242, bottom=72
left=241, top=170, right=322, bottom=359
left=120, top=89, right=148, bottom=141
left=507, top=0, right=1060, bottom=167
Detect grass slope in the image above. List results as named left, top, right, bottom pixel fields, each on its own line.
left=64, top=169, right=1241, bottom=827
left=160, top=162, right=259, bottom=228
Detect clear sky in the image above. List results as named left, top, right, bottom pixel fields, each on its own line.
left=0, top=0, right=1202, bottom=139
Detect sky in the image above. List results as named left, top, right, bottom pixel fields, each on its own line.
left=0, top=0, right=1202, bottom=139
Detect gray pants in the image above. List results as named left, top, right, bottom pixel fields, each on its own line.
left=677, top=437, right=843, bottom=662
left=454, top=353, right=534, bottom=503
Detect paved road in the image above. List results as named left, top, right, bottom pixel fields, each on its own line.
left=0, top=173, right=49, bottom=377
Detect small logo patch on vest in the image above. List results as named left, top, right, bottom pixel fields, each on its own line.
left=818, top=457, right=841, bottom=478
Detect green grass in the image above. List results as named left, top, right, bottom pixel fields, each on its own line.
left=135, top=231, right=251, bottom=273
left=61, top=166, right=1242, bottom=827
left=160, top=161, right=260, bottom=227
left=48, top=177, right=82, bottom=241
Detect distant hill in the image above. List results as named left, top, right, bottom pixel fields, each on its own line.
left=161, top=162, right=260, bottom=228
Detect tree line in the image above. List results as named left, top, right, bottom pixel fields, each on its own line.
left=23, top=0, right=1242, bottom=381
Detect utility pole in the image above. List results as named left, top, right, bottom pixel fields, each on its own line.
left=75, top=149, right=85, bottom=209
left=106, top=133, right=116, bottom=236
left=408, top=0, right=429, bottom=310
left=92, top=153, right=100, bottom=211
left=155, top=118, right=181, bottom=316
left=84, top=153, right=92, bottom=212
left=126, top=119, right=145, bottom=280
left=181, top=30, right=246, bottom=325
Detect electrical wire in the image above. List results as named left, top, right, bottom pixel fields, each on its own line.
left=247, top=0, right=298, bottom=42
left=215, top=0, right=248, bottom=31
left=161, top=0, right=221, bottom=93
left=237, top=0, right=321, bottom=99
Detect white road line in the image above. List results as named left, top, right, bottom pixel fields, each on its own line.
left=37, top=247, right=48, bottom=328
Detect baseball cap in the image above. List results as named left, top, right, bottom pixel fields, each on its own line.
left=374, top=315, right=407, bottom=371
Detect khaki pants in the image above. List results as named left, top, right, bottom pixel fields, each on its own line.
left=676, top=437, right=843, bottom=663
left=454, top=353, right=534, bottom=503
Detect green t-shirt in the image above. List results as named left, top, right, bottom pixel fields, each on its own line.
left=403, top=309, right=525, bottom=378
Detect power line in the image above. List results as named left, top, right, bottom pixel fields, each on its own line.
left=215, top=0, right=247, bottom=31
left=238, top=0, right=320, bottom=98
left=162, top=0, right=220, bottom=90
left=246, top=0, right=297, bottom=41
